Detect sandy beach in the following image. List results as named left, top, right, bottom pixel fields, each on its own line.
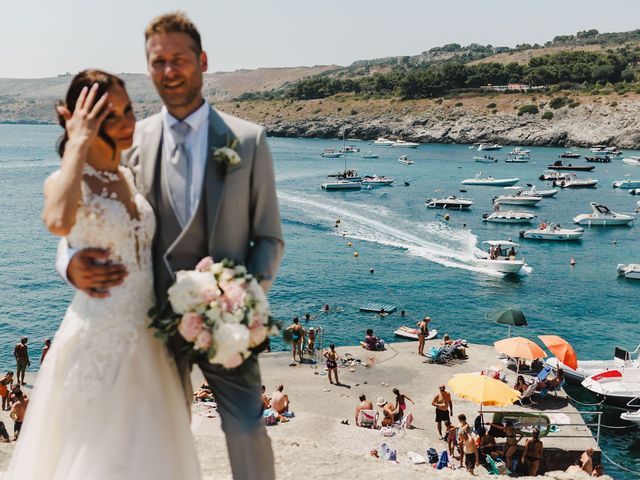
left=0, top=339, right=610, bottom=479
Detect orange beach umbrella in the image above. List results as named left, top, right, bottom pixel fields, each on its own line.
left=538, top=335, right=578, bottom=370
left=494, top=336, right=546, bottom=360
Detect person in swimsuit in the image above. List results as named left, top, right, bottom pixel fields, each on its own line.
left=432, top=384, right=453, bottom=439
left=416, top=316, right=430, bottom=356
left=392, top=388, right=414, bottom=421
left=376, top=397, right=395, bottom=427
left=307, top=327, right=316, bottom=354
left=286, top=317, right=304, bottom=363
left=0, top=372, right=14, bottom=411
left=479, top=431, right=500, bottom=466
left=444, top=420, right=457, bottom=456
left=460, top=431, right=479, bottom=474
left=514, top=375, right=528, bottom=394
left=323, top=344, right=339, bottom=385
left=522, top=427, right=543, bottom=475
left=492, top=420, right=522, bottom=471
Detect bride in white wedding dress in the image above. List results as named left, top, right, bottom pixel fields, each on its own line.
left=7, top=71, right=200, bottom=479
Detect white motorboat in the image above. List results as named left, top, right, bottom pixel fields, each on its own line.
left=547, top=345, right=640, bottom=384
left=373, top=137, right=394, bottom=146
left=520, top=186, right=558, bottom=198
left=520, top=223, right=584, bottom=241
left=573, top=202, right=634, bottom=226
left=508, top=147, right=531, bottom=156
left=390, top=139, right=419, bottom=148
left=623, top=157, right=640, bottom=166
left=461, top=174, right=519, bottom=187
left=362, top=175, right=394, bottom=186
left=482, top=211, right=536, bottom=224
left=361, top=151, right=379, bottom=159
left=591, top=145, right=622, bottom=156
left=621, top=409, right=640, bottom=425
left=617, top=263, right=640, bottom=280
left=554, top=177, right=598, bottom=188
left=540, top=171, right=572, bottom=181
left=394, top=326, right=438, bottom=341
left=613, top=179, right=640, bottom=189
left=340, top=145, right=360, bottom=153
left=630, top=189, right=640, bottom=195
left=321, top=148, right=343, bottom=158
left=477, top=143, right=503, bottom=151
left=321, top=180, right=362, bottom=191
left=493, top=193, right=542, bottom=206
left=328, top=169, right=361, bottom=182
left=582, top=368, right=640, bottom=408
left=474, top=240, right=526, bottom=274
left=505, top=155, right=529, bottom=163
left=426, top=196, right=474, bottom=210
left=474, top=155, right=498, bottom=163
left=398, top=155, right=413, bottom=165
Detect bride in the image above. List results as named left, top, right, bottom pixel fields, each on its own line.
left=7, top=70, right=200, bottom=479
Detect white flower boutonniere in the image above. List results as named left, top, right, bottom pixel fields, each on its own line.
left=213, top=138, right=241, bottom=179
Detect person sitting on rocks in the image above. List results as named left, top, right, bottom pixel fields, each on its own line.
left=360, top=329, right=385, bottom=351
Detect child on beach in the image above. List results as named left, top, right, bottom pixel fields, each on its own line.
left=460, top=431, right=479, bottom=474
left=323, top=344, right=340, bottom=385
left=444, top=420, right=457, bottom=456
left=392, top=388, right=414, bottom=421
left=0, top=372, right=14, bottom=411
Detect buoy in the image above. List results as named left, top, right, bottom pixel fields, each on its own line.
left=335, top=224, right=339, bottom=228
left=613, top=240, right=617, bottom=245
left=570, top=257, right=576, bottom=266
left=462, top=223, right=467, bottom=228
left=444, top=214, right=450, bottom=221
left=369, top=268, right=374, bottom=274
left=335, top=219, right=341, bottom=224
left=347, top=242, right=353, bottom=247
left=354, top=251, right=359, bottom=257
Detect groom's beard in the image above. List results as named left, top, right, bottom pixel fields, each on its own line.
left=158, top=77, right=203, bottom=112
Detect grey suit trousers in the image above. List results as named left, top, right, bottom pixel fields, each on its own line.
left=198, top=356, right=275, bottom=480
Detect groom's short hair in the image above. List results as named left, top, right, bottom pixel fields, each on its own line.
left=145, top=12, right=202, bottom=55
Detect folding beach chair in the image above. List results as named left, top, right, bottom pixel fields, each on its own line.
left=517, top=382, right=539, bottom=406
left=357, top=409, right=378, bottom=429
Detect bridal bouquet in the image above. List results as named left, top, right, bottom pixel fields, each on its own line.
left=150, top=257, right=279, bottom=369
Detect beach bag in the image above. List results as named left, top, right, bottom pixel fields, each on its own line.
left=381, top=426, right=396, bottom=437
left=427, top=447, right=439, bottom=464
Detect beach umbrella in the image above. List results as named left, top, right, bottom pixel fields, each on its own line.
left=494, top=336, right=546, bottom=373
left=538, top=335, right=578, bottom=370
left=448, top=373, right=521, bottom=409
left=486, top=307, right=527, bottom=337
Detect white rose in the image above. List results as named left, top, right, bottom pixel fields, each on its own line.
left=209, top=323, right=250, bottom=367
left=168, top=270, right=216, bottom=314
left=205, top=304, right=222, bottom=323
left=234, top=265, right=247, bottom=276
left=211, top=262, right=224, bottom=275
left=222, top=311, right=240, bottom=324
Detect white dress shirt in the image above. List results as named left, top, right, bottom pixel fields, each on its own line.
left=161, top=101, right=210, bottom=223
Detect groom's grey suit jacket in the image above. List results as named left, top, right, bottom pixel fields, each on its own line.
left=125, top=106, right=284, bottom=311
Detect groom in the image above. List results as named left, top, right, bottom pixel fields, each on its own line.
left=60, top=12, right=284, bottom=480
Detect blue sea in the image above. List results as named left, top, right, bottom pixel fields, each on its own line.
left=0, top=124, right=638, bottom=477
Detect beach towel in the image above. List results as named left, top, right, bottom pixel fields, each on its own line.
left=378, top=443, right=397, bottom=462
left=436, top=451, right=449, bottom=470
left=407, top=452, right=426, bottom=464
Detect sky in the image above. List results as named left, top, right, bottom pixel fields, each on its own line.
left=1, top=0, right=639, bottom=78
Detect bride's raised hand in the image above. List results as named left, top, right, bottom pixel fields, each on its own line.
left=56, top=83, right=112, bottom=147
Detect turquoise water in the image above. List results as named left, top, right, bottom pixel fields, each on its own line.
left=0, top=124, right=638, bottom=477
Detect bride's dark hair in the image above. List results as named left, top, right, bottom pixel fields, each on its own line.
left=56, top=69, right=125, bottom=158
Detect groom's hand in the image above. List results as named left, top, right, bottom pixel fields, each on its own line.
left=67, top=248, right=128, bottom=298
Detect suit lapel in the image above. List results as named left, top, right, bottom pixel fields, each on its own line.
left=139, top=115, right=163, bottom=211
left=205, top=108, right=235, bottom=252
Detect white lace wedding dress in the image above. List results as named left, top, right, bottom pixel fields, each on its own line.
left=7, top=167, right=201, bottom=479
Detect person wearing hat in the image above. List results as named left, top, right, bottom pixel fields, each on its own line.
left=416, top=316, right=431, bottom=356
left=522, top=427, right=543, bottom=476
left=377, top=397, right=396, bottom=427
left=307, top=327, right=316, bottom=354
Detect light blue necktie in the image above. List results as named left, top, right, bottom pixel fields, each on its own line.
left=168, top=122, right=192, bottom=226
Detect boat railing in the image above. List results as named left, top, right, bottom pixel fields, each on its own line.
left=481, top=409, right=603, bottom=446
left=627, top=397, right=640, bottom=409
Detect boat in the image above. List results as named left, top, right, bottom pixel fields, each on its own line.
left=573, top=202, right=634, bottom=226
left=394, top=326, right=438, bottom=341
left=477, top=143, right=502, bottom=151
left=321, top=148, right=343, bottom=158
left=493, top=193, right=542, bottom=206
left=560, top=152, right=581, bottom=159
left=519, top=223, right=584, bottom=241
left=612, top=180, right=640, bottom=189
left=585, top=155, right=611, bottom=163
left=508, top=147, right=531, bottom=157
left=630, top=189, right=640, bottom=195
left=321, top=180, right=362, bottom=191
left=547, top=161, right=594, bottom=171
left=474, top=240, right=526, bottom=274
left=546, top=344, right=640, bottom=384
left=474, top=155, right=498, bottom=163
left=554, top=177, right=598, bottom=188
left=398, top=155, right=413, bottom=165
left=505, top=155, right=529, bottom=163
left=623, top=157, right=640, bottom=166
left=362, top=175, right=394, bottom=186
left=426, top=196, right=474, bottom=210
left=373, top=137, right=394, bottom=146
left=390, top=139, right=419, bottom=148
left=519, top=186, right=558, bottom=198
left=621, top=409, right=640, bottom=425
left=590, top=146, right=622, bottom=156
left=340, top=145, right=360, bottom=153
left=461, top=174, right=519, bottom=187
left=539, top=171, right=571, bottom=181
left=582, top=368, right=640, bottom=408
left=360, top=151, right=379, bottom=159
left=617, top=263, right=640, bottom=280
left=328, top=169, right=361, bottom=182
left=482, top=210, right=536, bottom=224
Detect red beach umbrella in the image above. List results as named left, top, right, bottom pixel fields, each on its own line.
left=538, top=335, right=578, bottom=370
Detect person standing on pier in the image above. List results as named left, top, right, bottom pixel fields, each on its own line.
left=432, top=384, right=453, bottom=439
left=522, top=427, right=544, bottom=475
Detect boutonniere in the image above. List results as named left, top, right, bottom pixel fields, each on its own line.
left=213, top=137, right=241, bottom=179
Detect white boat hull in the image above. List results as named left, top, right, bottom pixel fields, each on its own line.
left=462, top=178, right=520, bottom=187
left=474, top=156, right=497, bottom=163
left=623, top=158, right=640, bottom=166
left=573, top=215, right=633, bottom=226
left=522, top=189, right=558, bottom=198
left=582, top=369, right=640, bottom=408
left=321, top=181, right=362, bottom=191
left=475, top=258, right=525, bottom=274
left=621, top=410, right=640, bottom=425
left=493, top=196, right=542, bottom=206
left=520, top=228, right=584, bottom=241
left=483, top=212, right=536, bottom=223
left=613, top=180, right=640, bottom=189
left=618, top=264, right=640, bottom=279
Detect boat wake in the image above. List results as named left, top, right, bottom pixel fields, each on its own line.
left=278, top=191, right=511, bottom=276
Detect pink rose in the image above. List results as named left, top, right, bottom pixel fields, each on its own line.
left=224, top=353, right=244, bottom=369
left=177, top=313, right=204, bottom=342
left=194, top=329, right=213, bottom=351
left=223, top=282, right=247, bottom=310
left=201, top=285, right=221, bottom=303
left=195, top=256, right=214, bottom=272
